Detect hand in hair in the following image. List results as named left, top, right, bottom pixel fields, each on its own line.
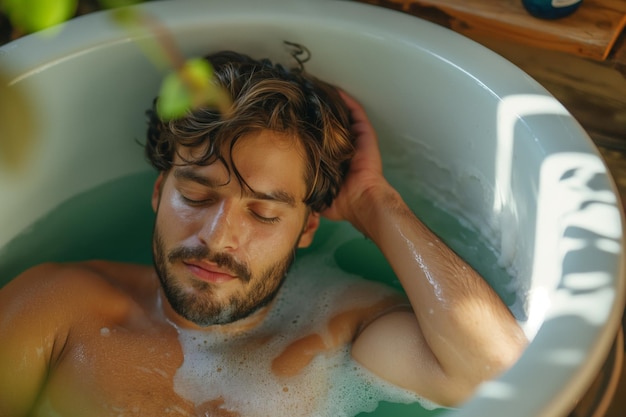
left=321, top=90, right=392, bottom=236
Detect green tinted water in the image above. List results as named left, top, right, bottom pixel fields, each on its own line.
left=0, top=170, right=518, bottom=417
left=0, top=171, right=157, bottom=284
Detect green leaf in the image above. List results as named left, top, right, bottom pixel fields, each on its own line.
left=182, top=59, right=232, bottom=114
left=99, top=0, right=144, bottom=9
left=156, top=71, right=193, bottom=121
left=3, top=0, right=78, bottom=33
left=184, top=58, right=213, bottom=90
left=157, top=58, right=233, bottom=120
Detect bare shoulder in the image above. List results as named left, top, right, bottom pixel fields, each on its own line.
left=1, top=261, right=105, bottom=302
left=0, top=261, right=152, bottom=417
left=1, top=261, right=153, bottom=319
left=0, top=261, right=155, bottom=363
left=0, top=262, right=103, bottom=347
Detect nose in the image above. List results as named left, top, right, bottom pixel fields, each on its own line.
left=198, top=199, right=241, bottom=251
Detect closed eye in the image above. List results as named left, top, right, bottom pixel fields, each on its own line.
left=180, top=194, right=215, bottom=206
left=250, top=210, right=281, bottom=224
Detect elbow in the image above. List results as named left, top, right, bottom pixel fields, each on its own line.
left=490, top=329, right=528, bottom=376
left=442, top=336, right=528, bottom=407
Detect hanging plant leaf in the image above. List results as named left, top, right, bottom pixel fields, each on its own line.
left=157, top=58, right=232, bottom=121
left=156, top=70, right=193, bottom=120
left=2, top=0, right=78, bottom=33
left=108, top=7, right=232, bottom=121
left=99, top=0, right=144, bottom=9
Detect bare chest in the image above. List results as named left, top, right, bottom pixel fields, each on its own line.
left=32, top=275, right=403, bottom=417
left=34, top=321, right=196, bottom=417
left=33, top=322, right=341, bottom=417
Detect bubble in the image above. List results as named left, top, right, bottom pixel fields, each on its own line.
left=172, top=250, right=434, bottom=416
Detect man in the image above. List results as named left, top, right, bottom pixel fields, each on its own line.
left=0, top=50, right=527, bottom=417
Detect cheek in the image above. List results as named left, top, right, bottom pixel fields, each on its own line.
left=168, top=194, right=197, bottom=219
left=247, top=223, right=301, bottom=259
left=163, top=191, right=210, bottom=225
left=155, top=196, right=199, bottom=241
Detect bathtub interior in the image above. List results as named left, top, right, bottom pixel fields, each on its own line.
left=0, top=1, right=624, bottom=417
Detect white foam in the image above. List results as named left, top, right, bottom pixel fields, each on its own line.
left=172, top=248, right=436, bottom=416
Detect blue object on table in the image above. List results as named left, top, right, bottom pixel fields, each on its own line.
left=522, top=0, right=583, bottom=19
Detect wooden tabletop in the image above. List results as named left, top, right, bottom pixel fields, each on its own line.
left=355, top=0, right=626, bottom=72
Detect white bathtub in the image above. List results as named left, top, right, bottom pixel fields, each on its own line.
left=0, top=1, right=624, bottom=416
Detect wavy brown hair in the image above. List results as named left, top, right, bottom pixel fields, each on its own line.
left=145, top=50, right=354, bottom=212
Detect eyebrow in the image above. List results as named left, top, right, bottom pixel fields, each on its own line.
left=173, top=167, right=298, bottom=207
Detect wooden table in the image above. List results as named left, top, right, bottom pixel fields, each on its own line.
left=354, top=0, right=626, bottom=73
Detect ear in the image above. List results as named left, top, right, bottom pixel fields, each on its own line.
left=297, top=211, right=321, bottom=248
left=151, top=173, right=165, bottom=212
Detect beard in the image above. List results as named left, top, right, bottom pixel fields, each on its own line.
left=152, top=228, right=296, bottom=327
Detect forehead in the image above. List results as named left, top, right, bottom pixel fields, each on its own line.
left=173, top=130, right=309, bottom=201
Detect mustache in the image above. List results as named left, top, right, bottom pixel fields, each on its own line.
left=167, top=246, right=251, bottom=283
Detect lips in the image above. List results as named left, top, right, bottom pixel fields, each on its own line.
left=183, top=260, right=237, bottom=284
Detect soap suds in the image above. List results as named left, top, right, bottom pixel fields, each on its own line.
left=173, top=251, right=436, bottom=416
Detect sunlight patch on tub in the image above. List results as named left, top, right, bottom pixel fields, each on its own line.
left=561, top=272, right=612, bottom=292
left=565, top=202, right=621, bottom=240
left=494, top=94, right=570, bottom=268
left=531, top=153, right=619, bottom=328
left=545, top=348, right=586, bottom=366
left=596, top=238, right=621, bottom=254
left=550, top=287, right=616, bottom=326
left=524, top=287, right=551, bottom=339
left=490, top=92, right=622, bottom=340
left=477, top=380, right=516, bottom=400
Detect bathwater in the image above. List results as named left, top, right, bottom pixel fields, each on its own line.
left=0, top=170, right=519, bottom=417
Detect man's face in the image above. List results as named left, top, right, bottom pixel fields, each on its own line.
left=151, top=130, right=320, bottom=327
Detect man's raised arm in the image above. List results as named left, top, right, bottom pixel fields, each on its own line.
left=323, top=92, right=527, bottom=406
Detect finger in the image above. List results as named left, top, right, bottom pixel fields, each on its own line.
left=338, top=90, right=367, bottom=122
left=338, top=90, right=372, bottom=136
left=338, top=90, right=382, bottom=171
